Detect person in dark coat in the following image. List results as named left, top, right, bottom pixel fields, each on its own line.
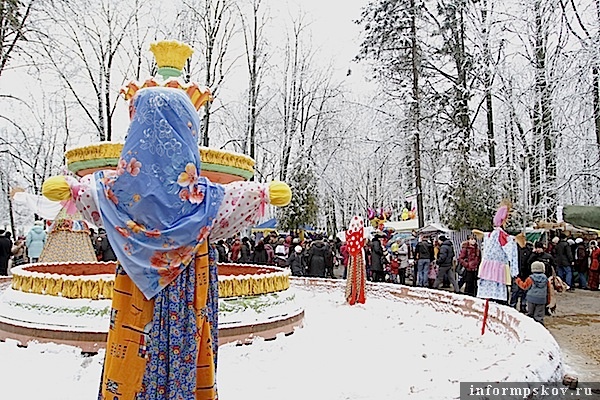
left=554, top=234, right=574, bottom=291
left=573, top=238, right=588, bottom=289
left=510, top=237, right=533, bottom=313
left=307, top=237, right=330, bottom=277
left=239, top=237, right=252, bottom=263
left=527, top=241, right=555, bottom=278
left=0, top=230, right=13, bottom=276
left=369, top=234, right=387, bottom=282
left=215, top=240, right=229, bottom=263
left=252, top=239, right=269, bottom=264
left=433, top=236, right=458, bottom=292
left=96, top=227, right=117, bottom=262
left=287, top=245, right=305, bottom=276
left=415, top=235, right=434, bottom=287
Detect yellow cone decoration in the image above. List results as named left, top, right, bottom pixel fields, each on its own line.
left=269, top=181, right=292, bottom=207
left=149, top=40, right=193, bottom=71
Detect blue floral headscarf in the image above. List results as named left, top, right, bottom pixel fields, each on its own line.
left=96, top=87, right=224, bottom=299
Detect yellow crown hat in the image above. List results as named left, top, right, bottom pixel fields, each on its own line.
left=149, top=40, right=194, bottom=78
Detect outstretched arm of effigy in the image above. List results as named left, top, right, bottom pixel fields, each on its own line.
left=209, top=180, right=291, bottom=241
left=42, top=174, right=105, bottom=228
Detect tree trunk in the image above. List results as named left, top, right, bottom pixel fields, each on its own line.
left=533, top=0, right=556, bottom=218
left=410, top=0, right=424, bottom=228
left=593, top=66, right=600, bottom=153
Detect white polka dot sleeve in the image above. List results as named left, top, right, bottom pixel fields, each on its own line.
left=72, top=174, right=104, bottom=228
left=210, top=181, right=270, bottom=241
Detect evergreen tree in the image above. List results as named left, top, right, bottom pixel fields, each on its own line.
left=443, top=161, right=497, bottom=231
left=278, top=161, right=318, bottom=232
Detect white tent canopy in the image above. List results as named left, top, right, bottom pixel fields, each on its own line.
left=417, top=223, right=450, bottom=234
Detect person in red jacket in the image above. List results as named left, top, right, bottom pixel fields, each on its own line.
left=458, top=236, right=481, bottom=296
left=588, top=240, right=600, bottom=291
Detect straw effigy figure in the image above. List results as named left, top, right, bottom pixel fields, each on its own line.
left=42, top=40, right=291, bottom=400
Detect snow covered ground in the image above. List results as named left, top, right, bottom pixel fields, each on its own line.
left=0, top=282, right=562, bottom=399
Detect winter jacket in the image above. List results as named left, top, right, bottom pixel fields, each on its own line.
left=554, top=239, right=573, bottom=267
left=252, top=242, right=269, bottom=265
left=527, top=251, right=556, bottom=278
left=415, top=240, right=434, bottom=261
left=340, top=244, right=349, bottom=267
left=307, top=240, right=330, bottom=277
left=216, top=243, right=229, bottom=263
left=229, top=242, right=241, bottom=262
left=287, top=251, right=304, bottom=276
left=239, top=243, right=251, bottom=263
left=275, top=244, right=288, bottom=267
left=518, top=245, right=534, bottom=279
left=369, top=238, right=386, bottom=272
left=590, top=247, right=600, bottom=271
left=574, top=244, right=588, bottom=273
left=0, top=235, right=10, bottom=275
left=458, top=242, right=481, bottom=271
left=26, top=226, right=47, bottom=259
left=517, top=273, right=550, bottom=305
left=436, top=240, right=455, bottom=268
left=398, top=243, right=410, bottom=269
left=98, top=235, right=117, bottom=262
left=265, top=244, right=275, bottom=264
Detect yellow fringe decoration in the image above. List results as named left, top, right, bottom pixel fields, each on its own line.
left=65, top=143, right=255, bottom=174
left=218, top=274, right=290, bottom=298
left=199, top=147, right=255, bottom=173
left=65, top=142, right=124, bottom=165
left=11, top=269, right=288, bottom=299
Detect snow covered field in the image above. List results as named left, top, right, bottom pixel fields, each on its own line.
left=0, top=282, right=562, bottom=400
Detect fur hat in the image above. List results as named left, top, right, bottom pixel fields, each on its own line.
left=34, top=220, right=43, bottom=226
left=531, top=261, right=545, bottom=274
left=575, top=238, right=583, bottom=244
left=295, top=245, right=303, bottom=253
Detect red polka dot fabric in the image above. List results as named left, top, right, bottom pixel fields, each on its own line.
left=346, top=216, right=364, bottom=256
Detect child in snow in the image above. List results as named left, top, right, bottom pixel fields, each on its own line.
left=388, top=255, right=400, bottom=283
left=427, top=261, right=438, bottom=288
left=516, top=261, right=552, bottom=325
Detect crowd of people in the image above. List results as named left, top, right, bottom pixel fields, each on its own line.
left=2, top=222, right=599, bottom=325
left=0, top=223, right=122, bottom=276
left=0, top=222, right=47, bottom=276
left=211, top=231, right=341, bottom=279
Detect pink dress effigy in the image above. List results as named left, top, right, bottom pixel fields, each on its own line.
left=477, top=227, right=518, bottom=301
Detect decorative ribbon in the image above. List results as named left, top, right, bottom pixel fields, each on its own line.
left=258, top=187, right=269, bottom=218
left=60, top=177, right=81, bottom=215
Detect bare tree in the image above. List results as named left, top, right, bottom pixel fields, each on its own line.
left=238, top=0, right=270, bottom=161
left=0, top=0, right=36, bottom=78
left=181, top=0, right=238, bottom=147
left=36, top=0, right=143, bottom=141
